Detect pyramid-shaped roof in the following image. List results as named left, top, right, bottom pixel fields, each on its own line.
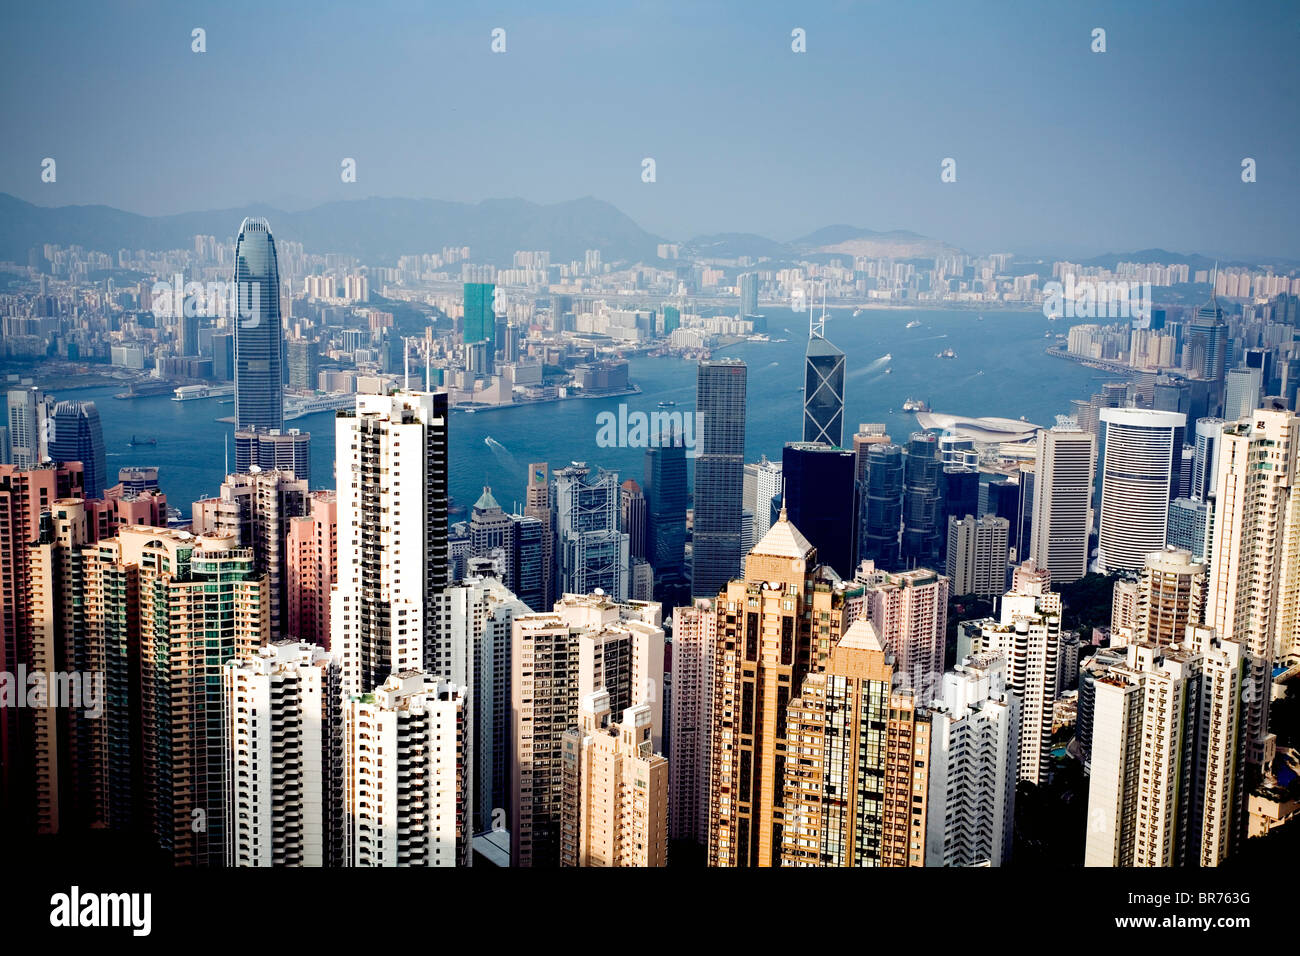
left=751, top=509, right=814, bottom=560
left=474, top=486, right=501, bottom=511
left=838, top=618, right=884, bottom=653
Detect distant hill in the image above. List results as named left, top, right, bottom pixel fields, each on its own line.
left=0, top=193, right=667, bottom=266
left=792, top=223, right=961, bottom=259
left=681, top=232, right=793, bottom=261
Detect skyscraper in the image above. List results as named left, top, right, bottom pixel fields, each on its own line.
left=738, top=272, right=759, bottom=318
left=946, top=513, right=1010, bottom=599
left=1132, top=546, right=1206, bottom=648
left=742, top=455, right=783, bottom=544
left=463, top=282, right=495, bottom=346
left=707, top=511, right=853, bottom=867
left=645, top=435, right=688, bottom=588
left=781, top=442, right=859, bottom=578
left=524, top=462, right=555, bottom=609
left=234, top=427, right=311, bottom=482
left=692, top=359, right=746, bottom=597
left=779, top=619, right=931, bottom=867
left=668, top=598, right=715, bottom=846
left=7, top=386, right=51, bottom=469
left=553, top=463, right=629, bottom=601
left=286, top=491, right=337, bottom=648
left=901, top=431, right=944, bottom=570
left=332, top=390, right=449, bottom=696
left=1205, top=403, right=1300, bottom=766
left=858, top=563, right=950, bottom=700
left=1097, top=408, right=1186, bottom=573
left=1029, top=424, right=1096, bottom=585
left=47, top=400, right=106, bottom=499
left=1192, top=417, right=1225, bottom=501
left=859, top=442, right=904, bottom=570
left=802, top=332, right=845, bottom=447
left=620, top=479, right=647, bottom=562
left=233, top=218, right=285, bottom=432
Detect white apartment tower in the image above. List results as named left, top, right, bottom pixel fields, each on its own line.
left=924, top=652, right=1019, bottom=867
left=332, top=390, right=450, bottom=696
left=223, top=641, right=343, bottom=867
left=345, top=671, right=468, bottom=867
left=1029, top=425, right=1096, bottom=585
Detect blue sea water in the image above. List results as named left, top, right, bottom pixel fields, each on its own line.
left=58, top=308, right=1117, bottom=519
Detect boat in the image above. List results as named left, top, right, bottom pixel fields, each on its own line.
left=172, top=384, right=234, bottom=402
left=936, top=348, right=957, bottom=359
left=902, top=398, right=930, bottom=413
left=884, top=368, right=892, bottom=374
left=657, top=401, right=676, bottom=408
left=853, top=309, right=863, bottom=317
left=127, top=435, right=157, bottom=446
left=906, top=320, right=922, bottom=328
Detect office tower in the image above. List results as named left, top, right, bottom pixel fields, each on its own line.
left=222, top=641, right=343, bottom=867
left=211, top=332, right=234, bottom=381
left=803, top=332, right=845, bottom=448
left=925, top=653, right=1019, bottom=867
left=434, top=572, right=530, bottom=834
left=851, top=423, right=890, bottom=482
left=692, top=359, right=747, bottom=597
left=1167, top=496, right=1210, bottom=562
left=708, top=511, right=852, bottom=867
left=738, top=271, right=759, bottom=317
left=233, top=218, right=285, bottom=431
left=742, top=455, right=783, bottom=544
left=511, top=594, right=664, bottom=867
left=234, top=427, right=311, bottom=482
left=553, top=463, right=629, bottom=601
left=333, top=390, right=449, bottom=696
left=1192, top=417, right=1225, bottom=501
left=1084, top=630, right=1246, bottom=867
left=968, top=575, right=1060, bottom=785
left=1133, top=547, right=1206, bottom=647
left=97, top=527, right=268, bottom=865
left=286, top=491, right=337, bottom=648
left=117, top=466, right=159, bottom=495
left=47, top=401, right=106, bottom=499
left=286, top=339, right=319, bottom=390
left=901, top=431, right=944, bottom=570
left=1224, top=366, right=1264, bottom=422
left=469, top=485, right=515, bottom=574
left=859, top=442, right=904, bottom=570
left=1205, top=404, right=1300, bottom=765
left=940, top=466, right=980, bottom=538
left=559, top=691, right=668, bottom=867
left=509, top=513, right=546, bottom=612
left=1178, top=444, right=1195, bottom=499
left=1029, top=424, right=1096, bottom=585
left=859, top=564, right=950, bottom=699
left=781, top=442, right=859, bottom=578
left=1097, top=408, right=1186, bottom=573
left=524, top=462, right=555, bottom=609
left=630, top=558, right=654, bottom=602
left=345, top=672, right=469, bottom=867
left=192, top=469, right=308, bottom=640
left=463, top=282, right=495, bottom=347
left=620, top=479, right=647, bottom=561
left=0, top=462, right=85, bottom=830
left=946, top=514, right=1010, bottom=598
left=7, top=386, right=51, bottom=468
left=668, top=599, right=715, bottom=845
left=640, top=438, right=686, bottom=600
left=177, top=311, right=200, bottom=357
left=779, top=619, right=931, bottom=867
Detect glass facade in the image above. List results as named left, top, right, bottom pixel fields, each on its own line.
left=233, top=218, right=284, bottom=432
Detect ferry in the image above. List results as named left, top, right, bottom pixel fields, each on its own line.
left=902, top=398, right=930, bottom=413
left=127, top=435, right=157, bottom=446
left=906, top=320, right=922, bottom=328
left=282, top=392, right=356, bottom=420
left=936, top=348, right=957, bottom=359
left=172, top=384, right=234, bottom=402
left=657, top=400, right=676, bottom=408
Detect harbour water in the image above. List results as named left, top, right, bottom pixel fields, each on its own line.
left=55, top=308, right=1117, bottom=519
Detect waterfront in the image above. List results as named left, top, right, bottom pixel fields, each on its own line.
left=52, top=308, right=1117, bottom=519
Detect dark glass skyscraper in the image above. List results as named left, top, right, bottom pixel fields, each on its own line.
left=48, top=400, right=106, bottom=498
left=859, top=442, right=904, bottom=570
left=901, top=431, right=944, bottom=570
left=692, top=359, right=746, bottom=597
left=233, top=218, right=284, bottom=431
left=803, top=333, right=845, bottom=447
left=645, top=433, right=688, bottom=587
left=781, top=442, right=858, bottom=578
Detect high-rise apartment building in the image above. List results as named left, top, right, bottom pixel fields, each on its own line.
left=559, top=691, right=668, bottom=867
left=1133, top=546, right=1206, bottom=647
left=780, top=619, right=930, bottom=867
left=234, top=427, right=311, bottom=482
left=6, top=386, right=51, bottom=469
left=692, top=359, right=747, bottom=597
left=286, top=491, right=337, bottom=648
left=511, top=594, right=664, bottom=867
left=1205, top=403, right=1300, bottom=765
left=1029, top=424, right=1096, bottom=585
left=925, top=652, right=1019, bottom=867
left=333, top=390, right=449, bottom=696
left=345, top=672, right=468, bottom=867
left=1097, top=408, right=1186, bottom=573
left=708, top=511, right=852, bottom=867
left=668, top=598, right=715, bottom=845
left=223, top=641, right=343, bottom=867
left=233, top=218, right=285, bottom=432
left=858, top=563, right=950, bottom=701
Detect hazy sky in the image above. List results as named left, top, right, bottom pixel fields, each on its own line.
left=3, top=0, right=1298, bottom=259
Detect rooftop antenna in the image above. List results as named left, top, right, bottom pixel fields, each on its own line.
left=810, top=280, right=827, bottom=339
left=1210, top=260, right=1220, bottom=312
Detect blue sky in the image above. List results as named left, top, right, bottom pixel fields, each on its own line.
left=2, top=0, right=1297, bottom=259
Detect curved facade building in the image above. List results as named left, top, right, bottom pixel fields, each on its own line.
left=1097, top=408, right=1186, bottom=573
left=233, top=218, right=284, bottom=432
left=48, top=400, right=107, bottom=498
